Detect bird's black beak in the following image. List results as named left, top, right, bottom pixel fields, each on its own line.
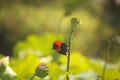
left=53, top=45, right=57, bottom=50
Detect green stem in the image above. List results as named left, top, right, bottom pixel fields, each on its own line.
left=31, top=75, right=35, bottom=80
left=66, top=30, right=74, bottom=80
left=102, top=52, right=108, bottom=80
left=102, top=41, right=110, bottom=80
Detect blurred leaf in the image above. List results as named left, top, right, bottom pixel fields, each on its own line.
left=0, top=66, right=17, bottom=80
left=0, top=56, right=9, bottom=74
left=90, top=59, right=120, bottom=80
left=0, top=63, right=6, bottom=74
left=59, top=52, right=90, bottom=74
left=48, top=63, right=64, bottom=79
left=72, top=70, right=100, bottom=80
left=0, top=56, right=17, bottom=80
left=63, top=75, right=71, bottom=80
left=0, top=56, right=9, bottom=66
left=13, top=33, right=64, bottom=58
left=10, top=54, right=40, bottom=79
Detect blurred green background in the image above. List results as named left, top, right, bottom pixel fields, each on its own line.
left=0, top=0, right=120, bottom=80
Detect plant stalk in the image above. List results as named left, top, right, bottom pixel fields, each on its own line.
left=102, top=41, right=110, bottom=80
left=102, top=52, right=108, bottom=80
left=66, top=30, right=74, bottom=80
left=31, top=75, right=35, bottom=80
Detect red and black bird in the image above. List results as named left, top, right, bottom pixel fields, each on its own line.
left=53, top=40, right=67, bottom=55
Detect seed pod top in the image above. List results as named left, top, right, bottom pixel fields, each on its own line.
left=71, top=18, right=80, bottom=29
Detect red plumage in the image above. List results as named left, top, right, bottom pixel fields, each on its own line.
left=53, top=40, right=67, bottom=55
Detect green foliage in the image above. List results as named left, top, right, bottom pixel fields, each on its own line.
left=0, top=34, right=119, bottom=80
left=0, top=63, right=6, bottom=74
left=90, top=59, right=120, bottom=80
left=10, top=54, right=40, bottom=79
left=48, top=62, right=64, bottom=79
left=0, top=56, right=17, bottom=80
left=0, top=0, right=120, bottom=80
left=0, top=56, right=9, bottom=74
left=59, top=52, right=90, bottom=74
left=13, top=33, right=64, bottom=58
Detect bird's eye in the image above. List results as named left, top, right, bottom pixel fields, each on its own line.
left=53, top=45, right=58, bottom=49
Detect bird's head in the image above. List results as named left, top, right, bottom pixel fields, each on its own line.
left=53, top=40, right=61, bottom=52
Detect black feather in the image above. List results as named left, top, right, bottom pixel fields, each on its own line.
left=59, top=43, right=67, bottom=55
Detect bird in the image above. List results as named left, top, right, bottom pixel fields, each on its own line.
left=53, top=40, right=67, bottom=55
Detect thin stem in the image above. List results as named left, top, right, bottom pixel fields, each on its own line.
left=66, top=30, right=74, bottom=80
left=102, top=41, right=110, bottom=80
left=102, top=52, right=108, bottom=80
left=31, top=74, right=35, bottom=80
